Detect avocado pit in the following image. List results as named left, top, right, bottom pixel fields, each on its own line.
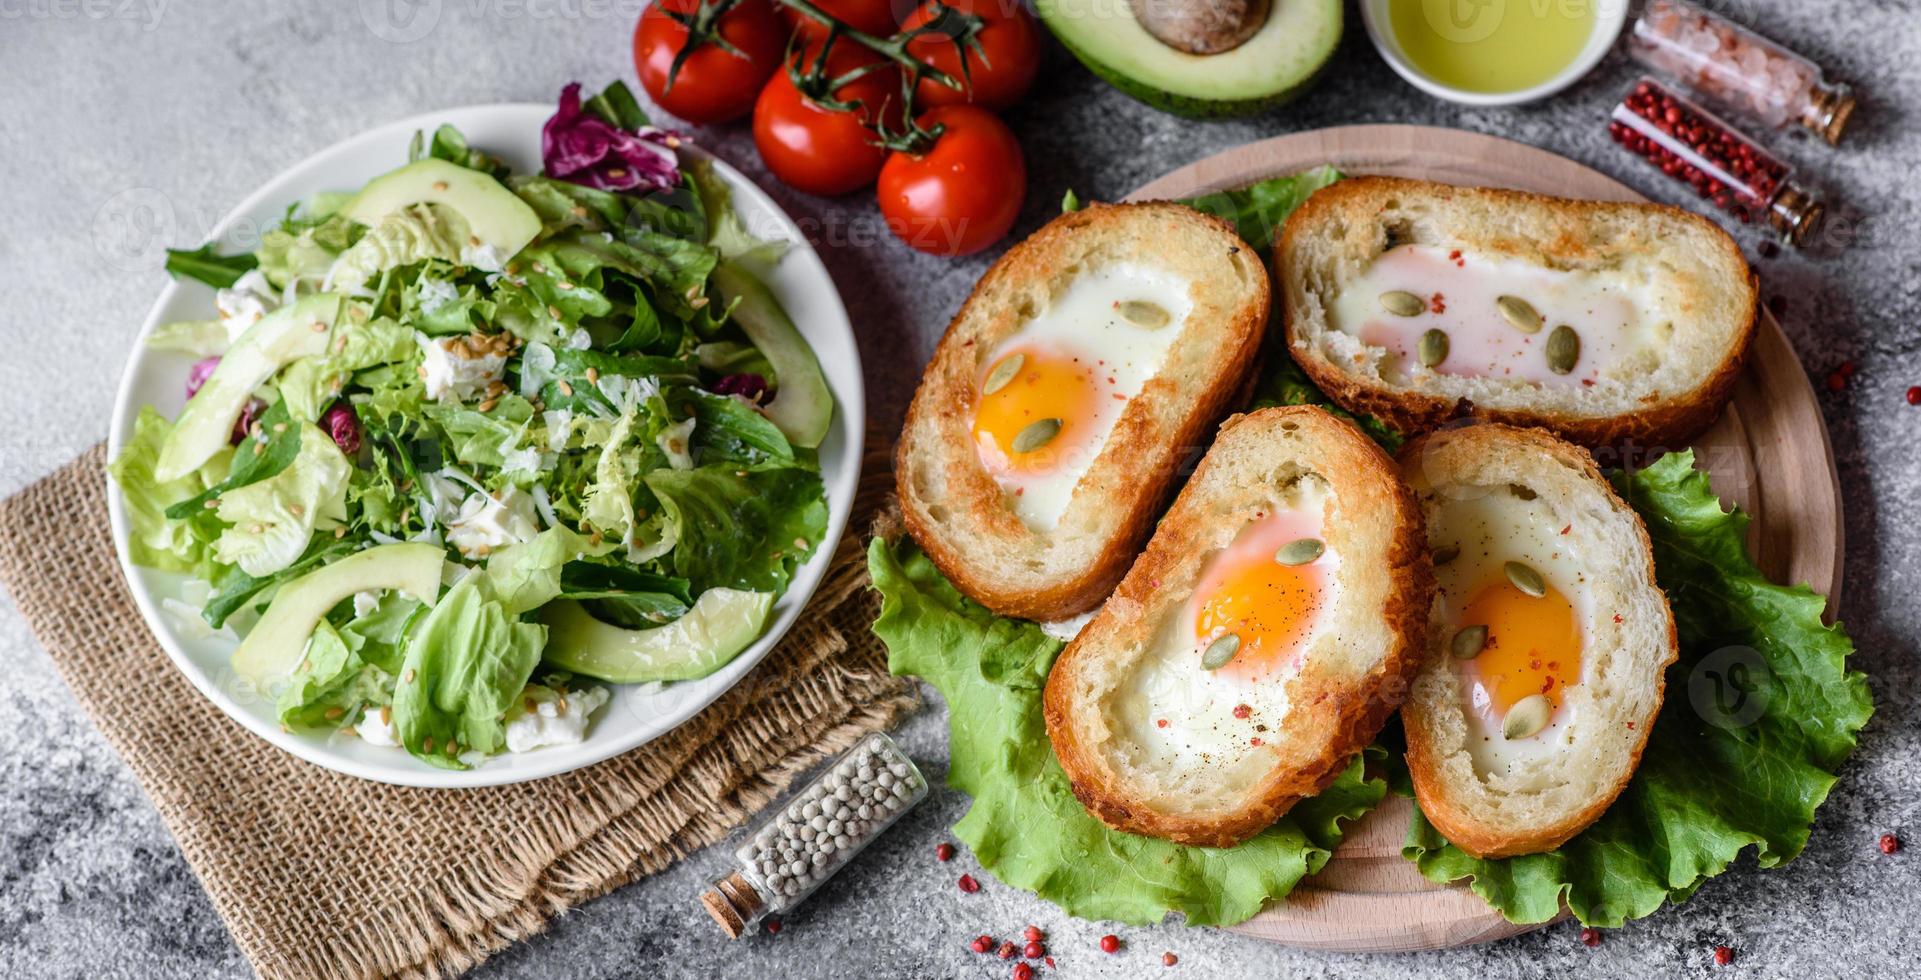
left=1130, top=0, right=1270, bottom=55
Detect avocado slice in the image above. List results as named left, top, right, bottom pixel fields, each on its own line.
left=539, top=588, right=775, bottom=684
left=710, top=262, right=833, bottom=449
left=1037, top=0, right=1341, bottom=118
left=154, top=293, right=342, bottom=483
left=231, top=543, right=445, bottom=685
left=340, top=158, right=541, bottom=270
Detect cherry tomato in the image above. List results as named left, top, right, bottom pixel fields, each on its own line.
left=878, top=105, right=1025, bottom=256
left=783, top=0, right=901, bottom=39
left=902, top=0, right=1042, bottom=111
left=634, top=0, right=787, bottom=125
left=754, top=40, right=904, bottom=196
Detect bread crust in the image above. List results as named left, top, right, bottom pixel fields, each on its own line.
left=1279, top=176, right=1759, bottom=449
left=1397, top=423, right=1679, bottom=858
left=1043, top=406, right=1433, bottom=847
left=896, top=201, right=1269, bottom=621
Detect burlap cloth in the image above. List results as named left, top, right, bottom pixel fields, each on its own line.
left=0, top=442, right=919, bottom=980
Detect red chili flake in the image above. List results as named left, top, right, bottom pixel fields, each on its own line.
left=1880, top=833, right=1901, bottom=854
left=1232, top=704, right=1252, bottom=719
left=1249, top=737, right=1264, bottom=747
left=1045, top=956, right=1056, bottom=969
left=958, top=874, right=981, bottom=893
left=936, top=842, right=955, bottom=862
left=1714, top=945, right=1734, bottom=966
left=1448, top=249, right=1464, bottom=266
left=764, top=918, right=782, bottom=935
left=1827, top=370, right=1848, bottom=392
left=1907, top=387, right=1921, bottom=406
left=1163, top=951, right=1180, bottom=967
left=1156, top=719, right=1168, bottom=728
left=1013, top=964, right=1034, bottom=980
left=1626, top=721, right=1635, bottom=729
left=1100, top=934, right=1122, bottom=953
left=1429, top=293, right=1447, bottom=314
left=1561, top=525, right=1572, bottom=535
left=1023, top=926, right=1044, bottom=943
left=1579, top=927, right=1602, bottom=947
left=1613, top=614, right=1624, bottom=624
left=1023, top=941, right=1045, bottom=959
left=998, top=940, right=1017, bottom=960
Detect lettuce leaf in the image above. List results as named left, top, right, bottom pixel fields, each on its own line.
left=391, top=572, right=547, bottom=769
left=276, top=620, right=394, bottom=731
left=164, top=243, right=258, bottom=289
left=871, top=537, right=1385, bottom=926
left=278, top=316, right=418, bottom=422
left=647, top=465, right=825, bottom=595
left=1402, top=451, right=1872, bottom=926
left=1177, top=165, right=1342, bottom=255
left=211, top=423, right=351, bottom=576
left=110, top=407, right=229, bottom=575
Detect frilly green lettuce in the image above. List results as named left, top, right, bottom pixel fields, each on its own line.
left=111, top=407, right=230, bottom=575
left=212, top=423, right=351, bottom=576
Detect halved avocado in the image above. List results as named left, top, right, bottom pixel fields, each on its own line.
left=711, top=262, right=833, bottom=449
left=340, top=158, right=541, bottom=270
left=154, top=293, right=342, bottom=483
left=230, top=543, right=444, bottom=685
left=1037, top=0, right=1342, bottom=118
left=539, top=588, right=774, bottom=684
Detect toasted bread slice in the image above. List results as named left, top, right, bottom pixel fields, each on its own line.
left=1280, top=176, right=1758, bottom=447
left=896, top=201, right=1269, bottom=621
left=1398, top=423, right=1678, bottom=859
left=1043, top=406, right=1431, bottom=847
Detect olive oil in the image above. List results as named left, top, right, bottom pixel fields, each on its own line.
left=1390, top=0, right=1600, bottom=94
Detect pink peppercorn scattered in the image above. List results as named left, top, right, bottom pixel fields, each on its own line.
left=1022, top=926, right=1044, bottom=943
left=1012, top=963, right=1034, bottom=980
left=1714, top=945, right=1735, bottom=966
left=1100, top=934, right=1121, bottom=953
left=958, top=874, right=980, bottom=894
left=1880, top=833, right=1902, bottom=854
left=971, top=935, right=994, bottom=954
left=1906, top=388, right=1920, bottom=407
left=763, top=918, right=781, bottom=935
left=1163, top=951, right=1179, bottom=967
left=1023, top=941, right=1044, bottom=959
left=935, top=842, right=955, bottom=862
left=997, top=940, right=1016, bottom=960
left=1580, top=928, right=1602, bottom=948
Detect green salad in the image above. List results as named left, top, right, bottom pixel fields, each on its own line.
left=871, top=168, right=1869, bottom=929
left=113, top=83, right=834, bottom=770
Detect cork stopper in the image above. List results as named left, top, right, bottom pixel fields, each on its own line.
left=698, top=871, right=764, bottom=939
left=1767, top=184, right=1826, bottom=248
left=1806, top=83, right=1857, bottom=146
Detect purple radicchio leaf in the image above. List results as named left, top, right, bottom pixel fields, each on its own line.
left=542, top=82, right=684, bottom=193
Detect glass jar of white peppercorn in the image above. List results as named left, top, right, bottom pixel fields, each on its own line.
left=698, top=732, right=928, bottom=937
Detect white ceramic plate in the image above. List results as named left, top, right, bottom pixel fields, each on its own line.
left=105, top=104, right=864, bottom=788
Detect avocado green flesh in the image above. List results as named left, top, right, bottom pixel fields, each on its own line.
left=154, top=293, right=343, bottom=483
left=1037, top=0, right=1342, bottom=118
left=711, top=262, right=833, bottom=449
left=341, top=158, right=541, bottom=268
left=230, top=543, right=445, bottom=685
left=540, top=589, right=775, bottom=684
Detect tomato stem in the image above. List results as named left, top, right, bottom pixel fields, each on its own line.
left=660, top=0, right=752, bottom=94
left=775, top=0, right=984, bottom=92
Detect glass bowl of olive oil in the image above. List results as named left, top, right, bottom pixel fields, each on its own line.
left=1362, top=0, right=1629, bottom=106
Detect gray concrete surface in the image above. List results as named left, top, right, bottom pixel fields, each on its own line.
left=3, top=1, right=1918, bottom=977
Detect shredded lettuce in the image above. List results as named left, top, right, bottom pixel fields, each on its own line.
left=1402, top=451, right=1872, bottom=926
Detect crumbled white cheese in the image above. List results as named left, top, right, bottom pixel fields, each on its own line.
left=416, top=332, right=506, bottom=403
left=444, top=485, right=540, bottom=557
left=656, top=416, right=697, bottom=470
left=505, top=686, right=610, bottom=753
left=215, top=269, right=279, bottom=343
left=352, top=591, right=381, bottom=620
left=497, top=435, right=542, bottom=475
left=541, top=408, right=574, bottom=450
left=563, top=328, right=592, bottom=350
left=1039, top=607, right=1099, bottom=643
left=416, top=276, right=459, bottom=314
left=459, top=240, right=504, bottom=272
left=356, top=706, right=398, bottom=747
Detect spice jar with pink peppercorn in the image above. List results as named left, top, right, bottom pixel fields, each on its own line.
left=1629, top=0, right=1857, bottom=145
left=1610, top=78, right=1826, bottom=247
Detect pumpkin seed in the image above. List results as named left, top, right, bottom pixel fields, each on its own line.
left=1274, top=537, right=1324, bottom=566
left=1502, top=694, right=1552, bottom=740
left=1504, top=560, right=1547, bottom=598
left=1200, top=633, right=1241, bottom=670
left=1450, top=625, right=1488, bottom=660
left=1546, top=325, right=1580, bottom=375
left=1418, top=328, right=1449, bottom=368
left=1011, top=417, right=1062, bottom=454
left=1496, top=295, right=1544, bottom=334
left=1380, top=290, right=1426, bottom=317
left=1118, top=299, right=1171, bottom=329
left=983, top=354, right=1024, bottom=395
left=1433, top=543, right=1460, bottom=566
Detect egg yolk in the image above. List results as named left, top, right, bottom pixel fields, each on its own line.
left=1195, top=558, right=1324, bottom=682
left=1458, top=574, right=1582, bottom=727
left=973, top=345, right=1100, bottom=474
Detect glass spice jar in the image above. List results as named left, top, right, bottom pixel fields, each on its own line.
left=698, top=732, right=927, bottom=938
left=1629, top=0, right=1856, bottom=145
left=1610, top=78, right=1826, bottom=248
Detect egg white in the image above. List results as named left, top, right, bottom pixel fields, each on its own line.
left=1427, top=481, right=1597, bottom=782
left=979, top=262, right=1193, bottom=531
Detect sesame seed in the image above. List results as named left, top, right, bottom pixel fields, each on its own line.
left=478, top=398, right=498, bottom=413
left=311, top=321, right=327, bottom=332
left=289, top=503, right=305, bottom=518
left=506, top=262, right=520, bottom=275
left=273, top=422, right=287, bottom=433
left=571, top=205, right=589, bottom=218
left=416, top=365, right=428, bottom=379
left=423, top=736, right=435, bottom=753
left=734, top=470, right=747, bottom=478
left=249, top=523, right=264, bottom=534
left=250, top=421, right=263, bottom=437
left=547, top=305, right=563, bottom=320
left=334, top=526, right=347, bottom=538
left=432, top=181, right=449, bottom=192
left=324, top=706, right=344, bottom=720
left=585, top=367, right=599, bottom=384
left=524, top=697, right=536, bottom=713
left=689, top=296, right=709, bottom=310
left=403, top=670, right=416, bottom=684
left=793, top=537, right=808, bottom=550
left=558, top=280, right=574, bottom=291
left=380, top=706, right=392, bottom=725
left=203, top=499, right=218, bottom=509
left=556, top=697, right=569, bottom=716
left=665, top=135, right=681, bottom=148
left=556, top=380, right=574, bottom=396
left=468, top=236, right=481, bottom=247
left=251, top=442, right=263, bottom=455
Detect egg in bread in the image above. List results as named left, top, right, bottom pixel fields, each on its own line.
left=1280, top=176, right=1758, bottom=447
left=1399, top=422, right=1678, bottom=859
left=897, top=201, right=1270, bottom=621
left=1044, top=406, right=1431, bottom=847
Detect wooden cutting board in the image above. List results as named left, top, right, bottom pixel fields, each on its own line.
left=1126, top=125, right=1844, bottom=952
